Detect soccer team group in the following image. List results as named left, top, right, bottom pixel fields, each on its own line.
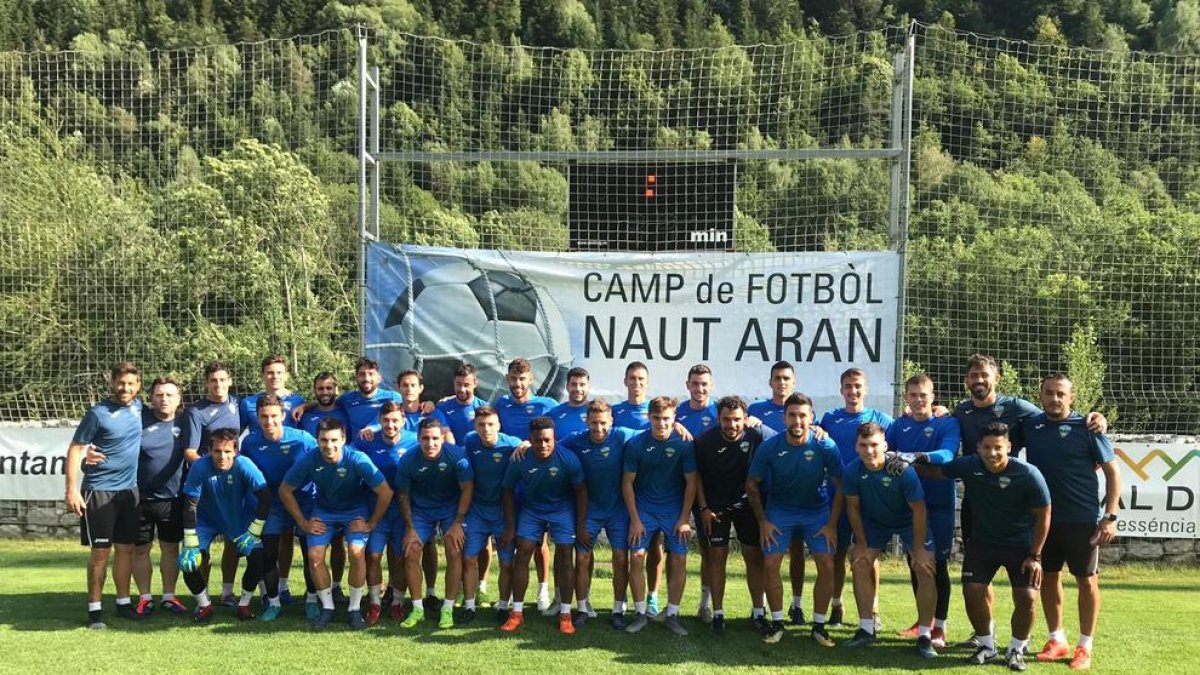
left=65, top=352, right=1120, bottom=670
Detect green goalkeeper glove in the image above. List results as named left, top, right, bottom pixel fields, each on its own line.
left=178, top=529, right=201, bottom=572
left=233, top=518, right=265, bottom=555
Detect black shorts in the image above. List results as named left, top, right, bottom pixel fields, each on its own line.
left=136, top=498, right=185, bottom=546
left=80, top=488, right=140, bottom=548
left=960, top=495, right=974, bottom=543
left=1043, top=521, right=1099, bottom=577
left=961, top=540, right=1039, bottom=589
left=697, top=505, right=760, bottom=548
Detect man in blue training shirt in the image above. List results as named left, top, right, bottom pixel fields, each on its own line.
left=240, top=394, right=319, bottom=621
left=279, top=417, right=393, bottom=630
left=336, top=357, right=404, bottom=439
left=885, top=373, right=960, bottom=648
left=842, top=422, right=938, bottom=658
left=184, top=361, right=242, bottom=464
left=562, top=399, right=638, bottom=629
left=1022, top=374, right=1119, bottom=671
left=460, top=405, right=521, bottom=624
left=675, top=364, right=718, bottom=437
left=178, top=428, right=271, bottom=624
left=747, top=392, right=843, bottom=647
left=66, top=362, right=144, bottom=629
left=915, top=422, right=1052, bottom=672
left=128, top=376, right=190, bottom=617
left=622, top=396, right=697, bottom=637
left=819, top=367, right=894, bottom=628
left=359, top=401, right=419, bottom=626
left=239, top=354, right=306, bottom=435
left=612, top=361, right=651, bottom=430
left=494, top=357, right=556, bottom=610
left=499, top=416, right=587, bottom=635
left=547, top=367, right=592, bottom=439
left=395, top=418, right=474, bottom=630
left=433, top=362, right=487, bottom=443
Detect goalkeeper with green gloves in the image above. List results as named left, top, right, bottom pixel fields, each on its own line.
left=178, top=428, right=271, bottom=623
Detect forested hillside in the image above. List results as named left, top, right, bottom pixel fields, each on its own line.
left=1, top=1, right=1197, bottom=433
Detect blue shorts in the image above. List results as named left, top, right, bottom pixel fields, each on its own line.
left=196, top=523, right=260, bottom=553
left=367, top=508, right=406, bottom=556
left=308, top=505, right=371, bottom=548
left=578, top=508, right=629, bottom=553
left=517, top=507, right=576, bottom=547
left=464, top=504, right=515, bottom=564
left=928, top=504, right=955, bottom=562
left=863, top=522, right=934, bottom=553
left=631, top=508, right=689, bottom=556
left=411, top=504, right=459, bottom=545
left=264, top=502, right=295, bottom=537
left=763, top=507, right=832, bottom=556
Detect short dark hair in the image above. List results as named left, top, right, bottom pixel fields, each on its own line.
left=208, top=427, right=239, bottom=451
left=905, top=373, right=933, bottom=390
left=769, top=360, right=794, bottom=377
left=475, top=405, right=499, bottom=420
left=784, top=392, right=814, bottom=412
left=840, top=367, right=866, bottom=383
left=379, top=400, right=405, bottom=418
left=856, top=421, right=885, bottom=439
left=111, top=361, right=141, bottom=380
left=313, top=371, right=337, bottom=385
left=316, top=416, right=346, bottom=437
left=507, top=358, right=532, bottom=375
left=260, top=354, right=287, bottom=372
left=716, top=395, right=747, bottom=414
left=417, top=417, right=442, bottom=432
left=586, top=399, right=612, bottom=415
left=258, top=393, right=284, bottom=412
left=687, top=363, right=712, bottom=379
left=649, top=396, right=676, bottom=415
left=202, top=361, right=230, bottom=379
left=529, top=416, right=555, bottom=434
left=567, top=367, right=590, bottom=380
left=625, top=361, right=649, bottom=377
left=354, top=357, right=379, bottom=373
left=966, top=353, right=998, bottom=373
left=980, top=421, right=1009, bottom=442
left=454, top=362, right=478, bottom=378
left=149, top=375, right=181, bottom=393
left=1041, top=372, right=1072, bottom=388
left=397, top=369, right=423, bottom=386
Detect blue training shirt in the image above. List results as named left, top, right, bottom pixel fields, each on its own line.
left=137, top=408, right=188, bottom=500
left=240, top=427, right=318, bottom=503
left=186, top=396, right=242, bottom=452
left=359, top=431, right=419, bottom=493
left=434, top=396, right=487, bottom=442
left=503, top=447, right=585, bottom=512
left=843, top=458, right=924, bottom=531
left=1020, top=412, right=1116, bottom=524
left=675, top=400, right=718, bottom=437
left=623, top=430, right=696, bottom=514
left=747, top=399, right=787, bottom=434
left=954, top=395, right=1040, bottom=457
left=74, top=398, right=143, bottom=492
left=183, top=455, right=267, bottom=533
left=395, top=444, right=473, bottom=511
left=337, top=388, right=404, bottom=438
left=300, top=406, right=350, bottom=439
left=942, top=455, right=1051, bottom=548
left=547, top=401, right=590, bottom=439
left=495, top=395, right=558, bottom=440
left=748, top=431, right=842, bottom=513
left=562, top=427, right=638, bottom=516
left=886, top=414, right=961, bottom=508
left=282, top=445, right=386, bottom=513
left=462, top=431, right=522, bottom=507
left=240, top=391, right=306, bottom=435
left=820, top=407, right=895, bottom=465
left=611, top=400, right=650, bottom=430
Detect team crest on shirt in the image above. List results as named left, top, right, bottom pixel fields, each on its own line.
left=881, top=476, right=893, bottom=487
left=739, top=441, right=750, bottom=453
left=804, top=449, right=815, bottom=461
left=227, top=402, right=237, bottom=415
left=492, top=452, right=503, bottom=463
left=549, top=467, right=560, bottom=477
left=923, top=427, right=933, bottom=438
left=994, top=405, right=1005, bottom=417
left=525, top=406, right=535, bottom=414
left=438, top=461, right=448, bottom=471
left=702, top=416, right=712, bottom=426
left=665, top=447, right=675, bottom=458
left=225, top=474, right=234, bottom=484
left=600, top=446, right=611, bottom=457
left=1058, top=425, right=1072, bottom=438
left=998, top=476, right=1011, bottom=489
left=337, top=467, right=347, bottom=478
left=467, top=410, right=476, bottom=420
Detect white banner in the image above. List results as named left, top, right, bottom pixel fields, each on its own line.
left=0, top=427, right=74, bottom=501
left=1112, top=442, right=1199, bottom=539
left=365, top=243, right=902, bottom=415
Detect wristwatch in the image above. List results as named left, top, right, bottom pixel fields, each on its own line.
left=1103, top=513, right=1118, bottom=522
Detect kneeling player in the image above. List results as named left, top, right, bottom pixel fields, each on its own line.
left=500, top=417, right=586, bottom=634
left=177, top=428, right=270, bottom=624
left=280, top=418, right=393, bottom=630
left=842, top=422, right=938, bottom=658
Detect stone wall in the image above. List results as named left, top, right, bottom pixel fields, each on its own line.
left=0, top=500, right=80, bottom=539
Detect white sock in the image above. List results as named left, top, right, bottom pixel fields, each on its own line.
left=792, top=594, right=803, bottom=609
left=666, top=603, right=679, bottom=617
left=649, top=591, right=659, bottom=603
left=560, top=602, right=571, bottom=615
left=831, top=597, right=842, bottom=607
left=813, top=612, right=827, bottom=624
left=222, top=582, right=234, bottom=596
left=577, top=597, right=589, bottom=611
left=1078, top=634, right=1093, bottom=650
left=116, top=596, right=131, bottom=606
left=1009, top=637, right=1028, bottom=655
left=239, top=590, right=253, bottom=607
left=512, top=601, right=524, bottom=612
left=713, top=608, right=725, bottom=618
left=425, top=585, right=435, bottom=598
left=1049, top=629, right=1067, bottom=643
left=196, top=590, right=211, bottom=608
left=442, top=598, right=454, bottom=611
left=751, top=607, right=765, bottom=619
left=317, top=588, right=334, bottom=610
left=635, top=600, right=647, bottom=614
left=348, top=586, right=364, bottom=611
left=278, top=578, right=290, bottom=593
left=139, top=593, right=152, bottom=602
left=934, top=618, right=946, bottom=630
left=369, top=585, right=381, bottom=605
left=979, top=634, right=995, bottom=650
left=392, top=586, right=407, bottom=601
left=88, top=601, right=102, bottom=612
left=478, top=580, right=488, bottom=594
left=306, top=592, right=317, bottom=603
left=699, top=586, right=711, bottom=609
left=918, top=624, right=932, bottom=638
left=772, top=610, right=785, bottom=621
left=613, top=600, right=626, bottom=614
left=465, top=598, right=476, bottom=610
left=162, top=592, right=175, bottom=602
left=538, top=582, right=549, bottom=598
left=496, top=599, right=508, bottom=610
left=268, top=595, right=281, bottom=607
left=860, top=618, right=875, bottom=633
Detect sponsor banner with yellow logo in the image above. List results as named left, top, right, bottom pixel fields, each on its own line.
left=1113, top=442, right=1198, bottom=538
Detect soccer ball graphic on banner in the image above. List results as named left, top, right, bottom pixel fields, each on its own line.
left=374, top=259, right=573, bottom=401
